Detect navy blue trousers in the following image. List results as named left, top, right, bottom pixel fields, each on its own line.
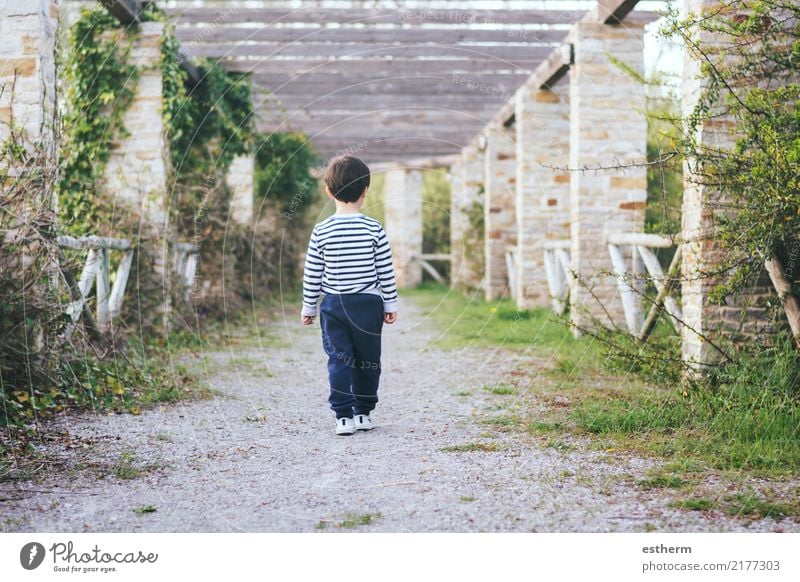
left=319, top=293, right=384, bottom=418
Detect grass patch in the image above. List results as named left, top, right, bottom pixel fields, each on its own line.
left=441, top=442, right=500, bottom=453
left=671, top=498, right=715, bottom=511
left=546, top=439, right=575, bottom=452
left=459, top=496, right=477, bottom=503
left=483, top=385, right=517, bottom=396
left=637, top=474, right=687, bottom=490
left=480, top=415, right=518, bottom=427
left=132, top=505, right=157, bottom=515
left=527, top=420, right=564, bottom=434
left=108, top=451, right=162, bottom=481
left=399, top=283, right=601, bottom=367
left=318, top=512, right=382, bottom=530
left=724, top=494, right=795, bottom=520
left=114, top=452, right=142, bottom=480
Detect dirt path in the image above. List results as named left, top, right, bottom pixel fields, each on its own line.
left=1, top=296, right=795, bottom=532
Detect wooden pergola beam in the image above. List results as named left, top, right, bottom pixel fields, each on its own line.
left=98, top=0, right=140, bottom=24
left=588, top=0, right=642, bottom=24
left=167, top=8, right=587, bottom=26
left=226, top=59, right=544, bottom=75
left=484, top=1, right=653, bottom=129
left=181, top=42, right=557, bottom=61
left=175, top=26, right=571, bottom=45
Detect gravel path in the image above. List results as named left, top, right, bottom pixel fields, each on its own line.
left=1, top=296, right=797, bottom=532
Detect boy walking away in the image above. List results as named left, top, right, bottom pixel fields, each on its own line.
left=300, top=156, right=398, bottom=435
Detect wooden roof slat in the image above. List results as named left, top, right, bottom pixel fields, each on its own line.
left=253, top=79, right=523, bottom=97
left=252, top=72, right=531, bottom=89
left=167, top=8, right=587, bottom=26
left=225, top=59, right=546, bottom=75
left=260, top=93, right=517, bottom=110
left=175, top=26, right=570, bottom=45
left=182, top=43, right=556, bottom=61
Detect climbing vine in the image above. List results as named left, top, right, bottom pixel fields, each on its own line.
left=254, top=132, right=317, bottom=214
left=58, top=8, right=139, bottom=235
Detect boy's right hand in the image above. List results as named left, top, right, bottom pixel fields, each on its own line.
left=301, top=315, right=315, bottom=325
left=384, top=312, right=397, bottom=324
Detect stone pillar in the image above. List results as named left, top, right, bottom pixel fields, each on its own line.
left=483, top=123, right=516, bottom=301
left=226, top=155, right=254, bottom=225
left=679, top=0, right=773, bottom=367
left=103, top=21, right=168, bottom=233
left=0, top=0, right=57, bottom=149
left=100, top=21, right=171, bottom=324
left=514, top=82, right=571, bottom=309
left=568, top=21, right=648, bottom=331
left=449, top=144, right=485, bottom=292
left=384, top=167, right=423, bottom=288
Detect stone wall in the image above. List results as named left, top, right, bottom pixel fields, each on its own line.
left=567, top=21, right=648, bottom=332
left=514, top=81, right=570, bottom=309
left=483, top=122, right=516, bottom=301
left=449, top=144, right=485, bottom=291
left=384, top=167, right=423, bottom=288
left=0, top=0, right=58, bottom=148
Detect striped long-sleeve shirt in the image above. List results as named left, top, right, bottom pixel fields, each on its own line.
left=301, top=212, right=399, bottom=316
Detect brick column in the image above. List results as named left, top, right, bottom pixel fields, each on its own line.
left=483, top=122, right=516, bottom=301
left=0, top=0, right=57, bottom=149
left=384, top=167, right=423, bottom=288
left=568, top=21, right=648, bottom=331
left=514, top=82, right=570, bottom=309
left=226, top=155, right=254, bottom=225
left=103, top=21, right=168, bottom=233
left=101, top=21, right=171, bottom=323
left=449, top=144, right=485, bottom=292
left=679, top=0, right=773, bottom=367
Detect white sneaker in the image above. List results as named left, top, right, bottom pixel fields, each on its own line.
left=354, top=414, right=374, bottom=431
left=336, top=417, right=356, bottom=436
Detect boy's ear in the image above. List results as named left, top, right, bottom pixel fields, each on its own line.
left=324, top=186, right=334, bottom=199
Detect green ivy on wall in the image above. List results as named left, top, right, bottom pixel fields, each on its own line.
left=254, top=132, right=318, bottom=214
left=58, top=8, right=139, bottom=235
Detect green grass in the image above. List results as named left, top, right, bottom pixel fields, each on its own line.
left=724, top=494, right=795, bottom=520
left=459, top=496, right=477, bottom=503
left=132, top=505, right=157, bottom=515
left=637, top=474, right=687, bottom=490
left=405, top=285, right=800, bottom=491
left=483, top=385, right=517, bottom=396
left=114, top=452, right=142, bottom=480
left=317, top=512, right=383, bottom=530
left=671, top=498, right=715, bottom=511
left=441, top=442, right=500, bottom=453
left=400, top=284, right=601, bottom=363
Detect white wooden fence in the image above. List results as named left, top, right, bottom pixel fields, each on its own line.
left=505, top=245, right=518, bottom=301
left=606, top=232, right=682, bottom=340
left=58, top=235, right=134, bottom=338
left=58, top=237, right=201, bottom=339
left=175, top=241, right=200, bottom=301
left=543, top=239, right=571, bottom=315
left=410, top=253, right=449, bottom=285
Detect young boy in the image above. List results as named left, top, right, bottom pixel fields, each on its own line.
left=300, top=155, right=398, bottom=435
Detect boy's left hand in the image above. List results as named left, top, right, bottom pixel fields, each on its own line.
left=301, top=315, right=315, bottom=325
left=384, top=312, right=397, bottom=324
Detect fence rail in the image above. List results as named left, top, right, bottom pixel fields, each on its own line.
left=175, top=242, right=200, bottom=301
left=606, top=232, right=682, bottom=340
left=505, top=245, right=517, bottom=301
left=543, top=239, right=571, bottom=315
left=410, top=253, right=449, bottom=284
left=57, top=235, right=134, bottom=339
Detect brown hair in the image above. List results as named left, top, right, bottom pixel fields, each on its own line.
left=324, top=155, right=371, bottom=203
